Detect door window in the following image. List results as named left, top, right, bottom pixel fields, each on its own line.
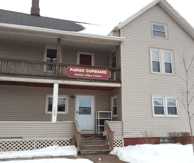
left=79, top=96, right=92, bottom=115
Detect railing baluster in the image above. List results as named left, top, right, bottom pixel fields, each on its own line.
left=0, top=57, right=120, bottom=82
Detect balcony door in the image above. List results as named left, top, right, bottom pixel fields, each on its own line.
left=77, top=52, right=94, bottom=66
left=75, top=95, right=95, bottom=132
left=45, top=48, right=57, bottom=73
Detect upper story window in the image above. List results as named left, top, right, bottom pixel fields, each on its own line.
left=111, top=96, right=118, bottom=117
left=150, top=48, right=174, bottom=74
left=77, top=52, right=94, bottom=66
left=152, top=96, right=177, bottom=116
left=46, top=95, right=68, bottom=114
left=152, top=23, right=167, bottom=38
left=45, top=48, right=57, bottom=72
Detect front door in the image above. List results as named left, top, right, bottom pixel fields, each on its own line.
left=75, top=96, right=95, bottom=132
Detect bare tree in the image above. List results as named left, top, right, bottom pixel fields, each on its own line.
left=179, top=55, right=194, bottom=153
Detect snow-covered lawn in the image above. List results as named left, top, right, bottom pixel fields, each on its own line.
left=0, top=158, right=93, bottom=163
left=0, top=146, right=77, bottom=159
left=111, top=144, right=194, bottom=163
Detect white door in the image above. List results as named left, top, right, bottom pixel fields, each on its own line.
left=75, top=96, right=95, bottom=132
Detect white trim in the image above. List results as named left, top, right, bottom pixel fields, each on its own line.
left=0, top=76, right=121, bottom=87
left=116, top=0, right=161, bottom=29
left=77, top=52, right=95, bottom=66
left=152, top=95, right=178, bottom=117
left=52, top=83, right=59, bottom=122
left=46, top=95, right=69, bottom=114
left=151, top=22, right=168, bottom=39
left=111, top=96, right=118, bottom=117
left=114, top=0, right=194, bottom=42
left=150, top=48, right=174, bottom=74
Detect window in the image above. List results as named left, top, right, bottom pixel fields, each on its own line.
left=150, top=48, right=174, bottom=74
left=47, top=95, right=68, bottom=114
left=152, top=97, right=165, bottom=115
left=164, top=51, right=173, bottom=73
left=150, top=48, right=160, bottom=72
left=166, top=97, right=177, bottom=115
left=152, top=96, right=177, bottom=116
left=45, top=48, right=57, bottom=72
left=111, top=96, right=118, bottom=116
left=152, top=23, right=167, bottom=38
left=77, top=52, right=94, bottom=66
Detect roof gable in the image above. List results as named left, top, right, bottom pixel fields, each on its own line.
left=113, top=0, right=194, bottom=40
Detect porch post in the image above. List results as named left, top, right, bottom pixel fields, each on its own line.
left=52, top=82, right=59, bottom=122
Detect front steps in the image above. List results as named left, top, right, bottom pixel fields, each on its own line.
left=79, top=134, right=111, bottom=155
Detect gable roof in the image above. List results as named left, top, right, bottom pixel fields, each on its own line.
left=113, top=0, right=194, bottom=40
left=0, top=9, right=84, bottom=32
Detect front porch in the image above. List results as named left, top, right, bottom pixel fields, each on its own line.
left=0, top=81, right=123, bottom=151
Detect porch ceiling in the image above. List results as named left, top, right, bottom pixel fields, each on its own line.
left=0, top=23, right=122, bottom=51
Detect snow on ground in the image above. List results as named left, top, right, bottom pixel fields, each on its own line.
left=0, top=158, right=93, bottom=163
left=0, top=146, right=77, bottom=159
left=111, top=144, right=194, bottom=163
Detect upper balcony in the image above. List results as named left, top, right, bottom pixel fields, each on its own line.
left=0, top=24, right=121, bottom=85
left=0, top=57, right=120, bottom=83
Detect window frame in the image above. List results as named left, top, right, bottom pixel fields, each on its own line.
left=150, top=48, right=174, bottom=74
left=111, top=96, right=119, bottom=117
left=151, top=22, right=168, bottom=39
left=45, top=95, right=69, bottom=114
left=152, top=96, right=178, bottom=117
left=77, top=52, right=95, bottom=66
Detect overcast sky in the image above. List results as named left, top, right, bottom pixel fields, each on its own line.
left=0, top=0, right=194, bottom=35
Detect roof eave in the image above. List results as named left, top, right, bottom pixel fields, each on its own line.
left=0, top=22, right=123, bottom=43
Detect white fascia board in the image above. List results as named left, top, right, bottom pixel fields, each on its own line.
left=0, top=76, right=121, bottom=88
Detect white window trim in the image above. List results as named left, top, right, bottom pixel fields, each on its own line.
left=111, top=96, right=118, bottom=117
left=151, top=22, right=168, bottom=39
left=150, top=48, right=174, bottom=74
left=77, top=52, right=95, bottom=66
left=45, top=95, right=69, bottom=114
left=152, top=96, right=178, bottom=118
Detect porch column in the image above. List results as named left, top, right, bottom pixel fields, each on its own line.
left=52, top=82, right=59, bottom=122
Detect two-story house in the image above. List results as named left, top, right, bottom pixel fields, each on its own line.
left=0, top=0, right=193, bottom=153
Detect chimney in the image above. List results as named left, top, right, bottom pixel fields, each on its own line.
left=31, top=0, right=40, bottom=16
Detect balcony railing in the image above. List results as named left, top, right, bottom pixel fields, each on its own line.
left=0, top=57, right=120, bottom=82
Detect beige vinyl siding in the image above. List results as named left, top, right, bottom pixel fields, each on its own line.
left=0, top=40, right=43, bottom=61
left=0, top=85, right=112, bottom=121
left=120, top=5, right=194, bottom=137
left=61, top=46, right=111, bottom=67
left=0, top=39, right=111, bottom=68
left=0, top=121, right=73, bottom=138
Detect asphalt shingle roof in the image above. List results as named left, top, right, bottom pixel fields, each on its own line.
left=0, top=9, right=84, bottom=32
